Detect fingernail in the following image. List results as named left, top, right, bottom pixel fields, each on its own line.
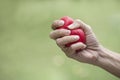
left=68, top=24, right=74, bottom=29
left=58, top=20, right=64, bottom=26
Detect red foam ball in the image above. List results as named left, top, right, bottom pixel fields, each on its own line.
left=57, top=16, right=86, bottom=47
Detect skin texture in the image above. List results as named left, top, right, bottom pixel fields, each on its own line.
left=57, top=16, right=86, bottom=47
left=49, top=19, right=120, bottom=78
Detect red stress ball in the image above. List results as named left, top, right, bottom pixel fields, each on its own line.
left=57, top=16, right=86, bottom=47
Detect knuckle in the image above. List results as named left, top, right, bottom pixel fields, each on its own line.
left=59, top=29, right=64, bottom=34
left=49, top=32, right=54, bottom=39
left=53, top=20, right=59, bottom=24
left=56, top=39, right=61, bottom=46
left=67, top=54, right=74, bottom=58
left=75, top=19, right=82, bottom=24
left=64, top=36, right=72, bottom=42
left=87, top=25, right=92, bottom=30
left=65, top=53, right=72, bottom=58
left=64, top=36, right=70, bottom=39
left=58, top=20, right=64, bottom=26
left=75, top=19, right=81, bottom=22
left=52, top=20, right=59, bottom=29
left=57, top=30, right=64, bottom=35
left=75, top=19, right=86, bottom=27
left=56, top=30, right=61, bottom=34
left=65, top=48, right=75, bottom=58
left=59, top=29, right=70, bottom=35
left=70, top=46, right=76, bottom=51
left=75, top=19, right=84, bottom=27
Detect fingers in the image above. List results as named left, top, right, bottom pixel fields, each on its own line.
left=70, top=42, right=86, bottom=51
left=56, top=35, right=79, bottom=48
left=51, top=20, right=64, bottom=30
left=62, top=42, right=87, bottom=58
left=68, top=19, right=93, bottom=35
left=51, top=19, right=93, bottom=35
left=50, top=29, right=70, bottom=40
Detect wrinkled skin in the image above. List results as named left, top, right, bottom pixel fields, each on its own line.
left=50, top=19, right=103, bottom=65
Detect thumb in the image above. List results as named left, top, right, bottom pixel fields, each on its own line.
left=68, top=19, right=93, bottom=35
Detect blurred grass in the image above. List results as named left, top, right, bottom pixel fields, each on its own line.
left=0, top=0, right=120, bottom=80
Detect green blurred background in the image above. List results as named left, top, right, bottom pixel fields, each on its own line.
left=0, top=0, right=120, bottom=80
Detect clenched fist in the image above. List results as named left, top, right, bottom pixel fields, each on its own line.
left=50, top=18, right=102, bottom=65
left=49, top=17, right=120, bottom=78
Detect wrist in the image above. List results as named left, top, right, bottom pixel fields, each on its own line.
left=96, top=46, right=119, bottom=68
left=95, top=46, right=120, bottom=77
left=96, top=46, right=112, bottom=67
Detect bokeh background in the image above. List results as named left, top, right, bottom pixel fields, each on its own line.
left=0, top=0, right=120, bottom=80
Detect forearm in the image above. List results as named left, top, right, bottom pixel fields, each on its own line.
left=96, top=46, right=120, bottom=78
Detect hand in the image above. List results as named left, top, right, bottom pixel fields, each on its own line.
left=50, top=18, right=120, bottom=78
left=50, top=19, right=103, bottom=65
